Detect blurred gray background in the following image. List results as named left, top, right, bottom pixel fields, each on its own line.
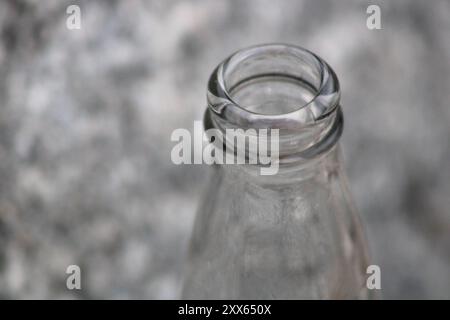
left=0, top=0, right=449, bottom=299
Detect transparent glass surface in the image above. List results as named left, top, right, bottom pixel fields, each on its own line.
left=182, top=44, right=372, bottom=299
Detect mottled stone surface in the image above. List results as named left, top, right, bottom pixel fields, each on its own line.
left=0, top=0, right=449, bottom=299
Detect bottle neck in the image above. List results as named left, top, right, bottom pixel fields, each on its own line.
left=218, top=144, right=342, bottom=187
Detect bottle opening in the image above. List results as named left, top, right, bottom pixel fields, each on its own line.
left=205, top=44, right=343, bottom=166
left=229, top=74, right=318, bottom=116
left=223, top=45, right=323, bottom=116
left=208, top=44, right=340, bottom=126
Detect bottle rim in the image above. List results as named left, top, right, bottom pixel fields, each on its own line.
left=206, top=43, right=341, bottom=129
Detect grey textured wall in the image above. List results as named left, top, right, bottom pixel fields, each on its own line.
left=0, top=0, right=449, bottom=299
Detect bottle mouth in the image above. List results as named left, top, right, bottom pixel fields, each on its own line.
left=207, top=43, right=340, bottom=126
left=205, top=44, right=343, bottom=165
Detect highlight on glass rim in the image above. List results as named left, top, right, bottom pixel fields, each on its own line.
left=1, top=0, right=449, bottom=306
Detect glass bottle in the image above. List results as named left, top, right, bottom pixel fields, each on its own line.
left=182, top=44, right=372, bottom=299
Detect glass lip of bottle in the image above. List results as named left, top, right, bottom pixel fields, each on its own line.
left=206, top=43, right=341, bottom=129
left=204, top=44, right=344, bottom=167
